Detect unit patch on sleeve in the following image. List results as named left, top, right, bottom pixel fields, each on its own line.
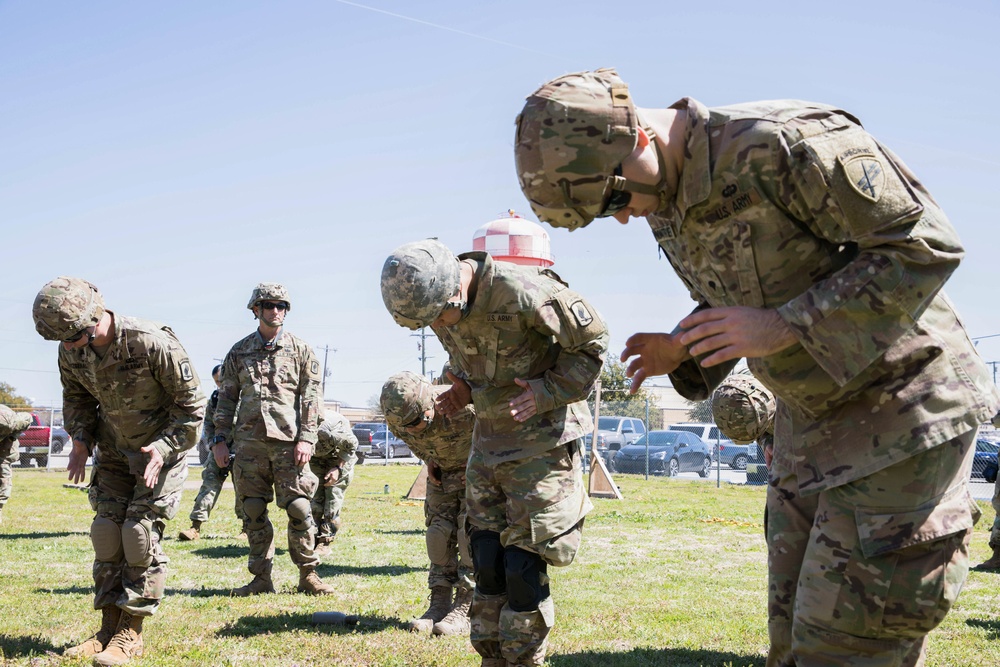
left=838, top=149, right=884, bottom=203
left=180, top=360, right=194, bottom=382
left=570, top=301, right=594, bottom=327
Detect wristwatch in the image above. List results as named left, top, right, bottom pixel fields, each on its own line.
left=212, top=435, right=227, bottom=446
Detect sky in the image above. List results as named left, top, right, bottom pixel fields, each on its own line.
left=2, top=0, right=999, bottom=409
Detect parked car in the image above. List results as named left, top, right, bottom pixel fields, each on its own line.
left=666, top=422, right=735, bottom=464
left=972, top=438, right=999, bottom=481
left=612, top=430, right=713, bottom=477
left=370, top=425, right=411, bottom=459
left=351, top=422, right=382, bottom=461
left=16, top=413, right=70, bottom=467
left=717, top=441, right=753, bottom=471
left=583, top=416, right=646, bottom=471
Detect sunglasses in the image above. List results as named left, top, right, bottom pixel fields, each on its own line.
left=63, top=329, right=89, bottom=343
left=260, top=301, right=288, bottom=311
left=597, top=165, right=632, bottom=218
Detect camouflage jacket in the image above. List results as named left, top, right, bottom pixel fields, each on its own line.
left=392, top=385, right=475, bottom=471
left=59, top=313, right=206, bottom=459
left=0, top=404, right=32, bottom=446
left=650, top=98, right=1000, bottom=493
left=432, top=252, right=608, bottom=465
left=214, top=327, right=321, bottom=446
left=313, top=411, right=358, bottom=468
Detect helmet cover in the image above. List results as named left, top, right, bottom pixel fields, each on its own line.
left=381, top=239, right=460, bottom=330
left=32, top=276, right=106, bottom=341
left=712, top=374, right=775, bottom=445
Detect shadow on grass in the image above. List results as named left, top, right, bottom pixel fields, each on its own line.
left=168, top=586, right=237, bottom=597
left=0, top=530, right=77, bottom=540
left=550, top=647, right=766, bottom=667
left=190, top=544, right=249, bottom=559
left=376, top=528, right=424, bottom=536
left=217, top=611, right=408, bottom=637
left=0, top=632, right=61, bottom=658
left=965, top=617, right=1000, bottom=639
left=34, top=585, right=92, bottom=595
left=316, top=563, right=423, bottom=577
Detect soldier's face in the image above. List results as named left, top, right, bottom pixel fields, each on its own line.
left=255, top=301, right=287, bottom=327
left=61, top=327, right=94, bottom=351
left=611, top=132, right=662, bottom=224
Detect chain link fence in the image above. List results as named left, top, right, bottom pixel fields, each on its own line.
left=11, top=406, right=67, bottom=470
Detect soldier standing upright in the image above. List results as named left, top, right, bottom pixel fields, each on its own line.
left=382, top=239, right=607, bottom=667
left=975, top=412, right=1000, bottom=569
left=309, top=409, right=358, bottom=551
left=380, top=370, right=476, bottom=636
left=32, top=276, right=205, bottom=666
left=0, top=404, right=33, bottom=524
left=514, top=69, right=1000, bottom=666
left=178, top=364, right=244, bottom=541
left=212, top=283, right=334, bottom=596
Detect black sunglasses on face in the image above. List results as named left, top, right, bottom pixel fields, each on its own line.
left=261, top=301, right=288, bottom=311
left=597, top=165, right=632, bottom=218
left=64, top=329, right=89, bottom=343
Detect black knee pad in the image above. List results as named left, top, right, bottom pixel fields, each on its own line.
left=470, top=530, right=505, bottom=595
left=504, top=547, right=549, bottom=612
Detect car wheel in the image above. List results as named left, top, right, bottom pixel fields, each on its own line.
left=390, top=445, right=397, bottom=458
left=667, top=457, right=680, bottom=477
left=37, top=454, right=48, bottom=468
left=732, top=454, right=749, bottom=471
left=356, top=451, right=366, bottom=463
left=699, top=456, right=711, bottom=478
left=51, top=436, right=67, bottom=454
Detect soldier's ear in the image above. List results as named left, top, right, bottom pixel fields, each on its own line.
left=636, top=126, right=650, bottom=148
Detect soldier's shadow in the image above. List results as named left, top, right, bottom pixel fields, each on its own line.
left=0, top=632, right=61, bottom=659
left=966, top=618, right=1000, bottom=640
left=190, top=544, right=249, bottom=559
left=549, top=647, right=766, bottom=667
left=0, top=530, right=76, bottom=540
left=167, top=586, right=236, bottom=597
left=216, top=611, right=407, bottom=637
left=35, top=585, right=92, bottom=595
left=316, top=563, right=423, bottom=578
left=376, top=528, right=423, bottom=536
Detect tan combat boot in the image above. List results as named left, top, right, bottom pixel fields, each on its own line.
left=178, top=520, right=202, bottom=541
left=979, top=546, right=1000, bottom=569
left=231, top=574, right=275, bottom=597
left=63, top=606, right=121, bottom=658
left=91, top=611, right=143, bottom=666
left=433, top=585, right=472, bottom=635
left=408, top=585, right=453, bottom=633
left=297, top=567, right=335, bottom=595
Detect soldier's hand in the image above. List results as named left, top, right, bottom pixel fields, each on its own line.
left=435, top=373, right=471, bottom=417
left=140, top=444, right=164, bottom=488
left=324, top=467, right=341, bottom=487
left=214, top=442, right=231, bottom=469
left=67, top=440, right=90, bottom=484
left=427, top=460, right=442, bottom=486
left=621, top=332, right=690, bottom=393
left=678, top=306, right=797, bottom=366
left=294, top=441, right=312, bottom=466
left=509, top=378, right=538, bottom=422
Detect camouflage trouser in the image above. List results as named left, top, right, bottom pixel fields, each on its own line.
left=989, top=473, right=1000, bottom=549
left=0, top=439, right=16, bottom=510
left=466, top=440, right=592, bottom=667
left=309, top=454, right=355, bottom=539
left=188, top=452, right=244, bottom=525
left=232, top=439, right=319, bottom=577
left=767, top=429, right=978, bottom=667
left=87, top=444, right=188, bottom=616
left=426, top=464, right=474, bottom=592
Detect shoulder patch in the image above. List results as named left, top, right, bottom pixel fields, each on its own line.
left=179, top=360, right=194, bottom=382
left=310, top=360, right=320, bottom=376
left=838, top=150, right=884, bottom=202
left=570, top=300, right=594, bottom=327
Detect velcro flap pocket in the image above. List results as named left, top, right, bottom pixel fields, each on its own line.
left=529, top=482, right=593, bottom=545
left=856, top=484, right=980, bottom=559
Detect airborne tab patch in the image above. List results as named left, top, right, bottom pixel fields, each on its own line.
left=838, top=150, right=884, bottom=203
left=180, top=360, right=194, bottom=382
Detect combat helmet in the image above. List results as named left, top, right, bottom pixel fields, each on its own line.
left=381, top=239, right=461, bottom=330
left=32, top=277, right=106, bottom=341
left=514, top=67, right=660, bottom=231
left=380, top=371, right=433, bottom=430
left=247, top=283, right=291, bottom=311
left=711, top=373, right=775, bottom=445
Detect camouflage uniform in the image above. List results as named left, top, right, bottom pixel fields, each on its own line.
left=0, top=405, right=32, bottom=521
left=60, top=314, right=206, bottom=616
left=384, top=244, right=608, bottom=666
left=214, top=327, right=324, bottom=585
left=185, top=389, right=243, bottom=528
left=310, top=411, right=358, bottom=542
left=515, top=71, right=1000, bottom=666
left=982, top=412, right=1000, bottom=566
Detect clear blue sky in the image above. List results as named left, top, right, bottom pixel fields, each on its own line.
left=2, top=0, right=998, bottom=408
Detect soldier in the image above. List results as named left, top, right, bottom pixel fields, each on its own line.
left=380, top=370, right=476, bottom=636
left=212, top=283, right=334, bottom=596
left=178, top=365, right=244, bottom=541
left=310, top=409, right=358, bottom=552
left=0, top=404, right=33, bottom=524
left=32, top=276, right=205, bottom=666
left=711, top=372, right=774, bottom=468
left=975, top=411, right=1000, bottom=569
left=381, top=239, right=608, bottom=667
left=514, top=69, right=1000, bottom=666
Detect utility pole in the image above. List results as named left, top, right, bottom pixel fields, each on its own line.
left=316, top=345, right=336, bottom=399
left=411, top=328, right=433, bottom=377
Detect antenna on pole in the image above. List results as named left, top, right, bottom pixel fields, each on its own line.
left=316, top=345, right=336, bottom=399
left=411, top=328, right=434, bottom=377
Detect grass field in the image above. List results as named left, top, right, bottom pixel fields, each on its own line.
left=1, top=466, right=998, bottom=666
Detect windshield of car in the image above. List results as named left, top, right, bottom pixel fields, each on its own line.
left=632, top=431, right=680, bottom=446
left=977, top=439, right=1000, bottom=453
left=597, top=417, right=623, bottom=430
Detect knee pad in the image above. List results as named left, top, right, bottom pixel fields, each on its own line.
left=243, top=497, right=269, bottom=531
left=470, top=530, right=505, bottom=595
left=122, top=518, right=154, bottom=568
left=91, top=516, right=123, bottom=563
left=504, top=547, right=549, bottom=612
left=426, top=517, right=456, bottom=566
left=286, top=497, right=314, bottom=531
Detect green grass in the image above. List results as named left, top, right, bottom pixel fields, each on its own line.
left=1, top=467, right=997, bottom=666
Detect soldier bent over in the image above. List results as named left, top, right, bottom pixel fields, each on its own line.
left=310, top=410, right=358, bottom=552
left=33, top=277, right=205, bottom=666
left=213, top=283, right=334, bottom=596
left=0, top=405, right=33, bottom=524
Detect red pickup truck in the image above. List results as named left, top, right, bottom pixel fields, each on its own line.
left=16, top=413, right=70, bottom=467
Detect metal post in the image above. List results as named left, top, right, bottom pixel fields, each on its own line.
left=644, top=397, right=650, bottom=481
left=47, top=405, right=55, bottom=471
